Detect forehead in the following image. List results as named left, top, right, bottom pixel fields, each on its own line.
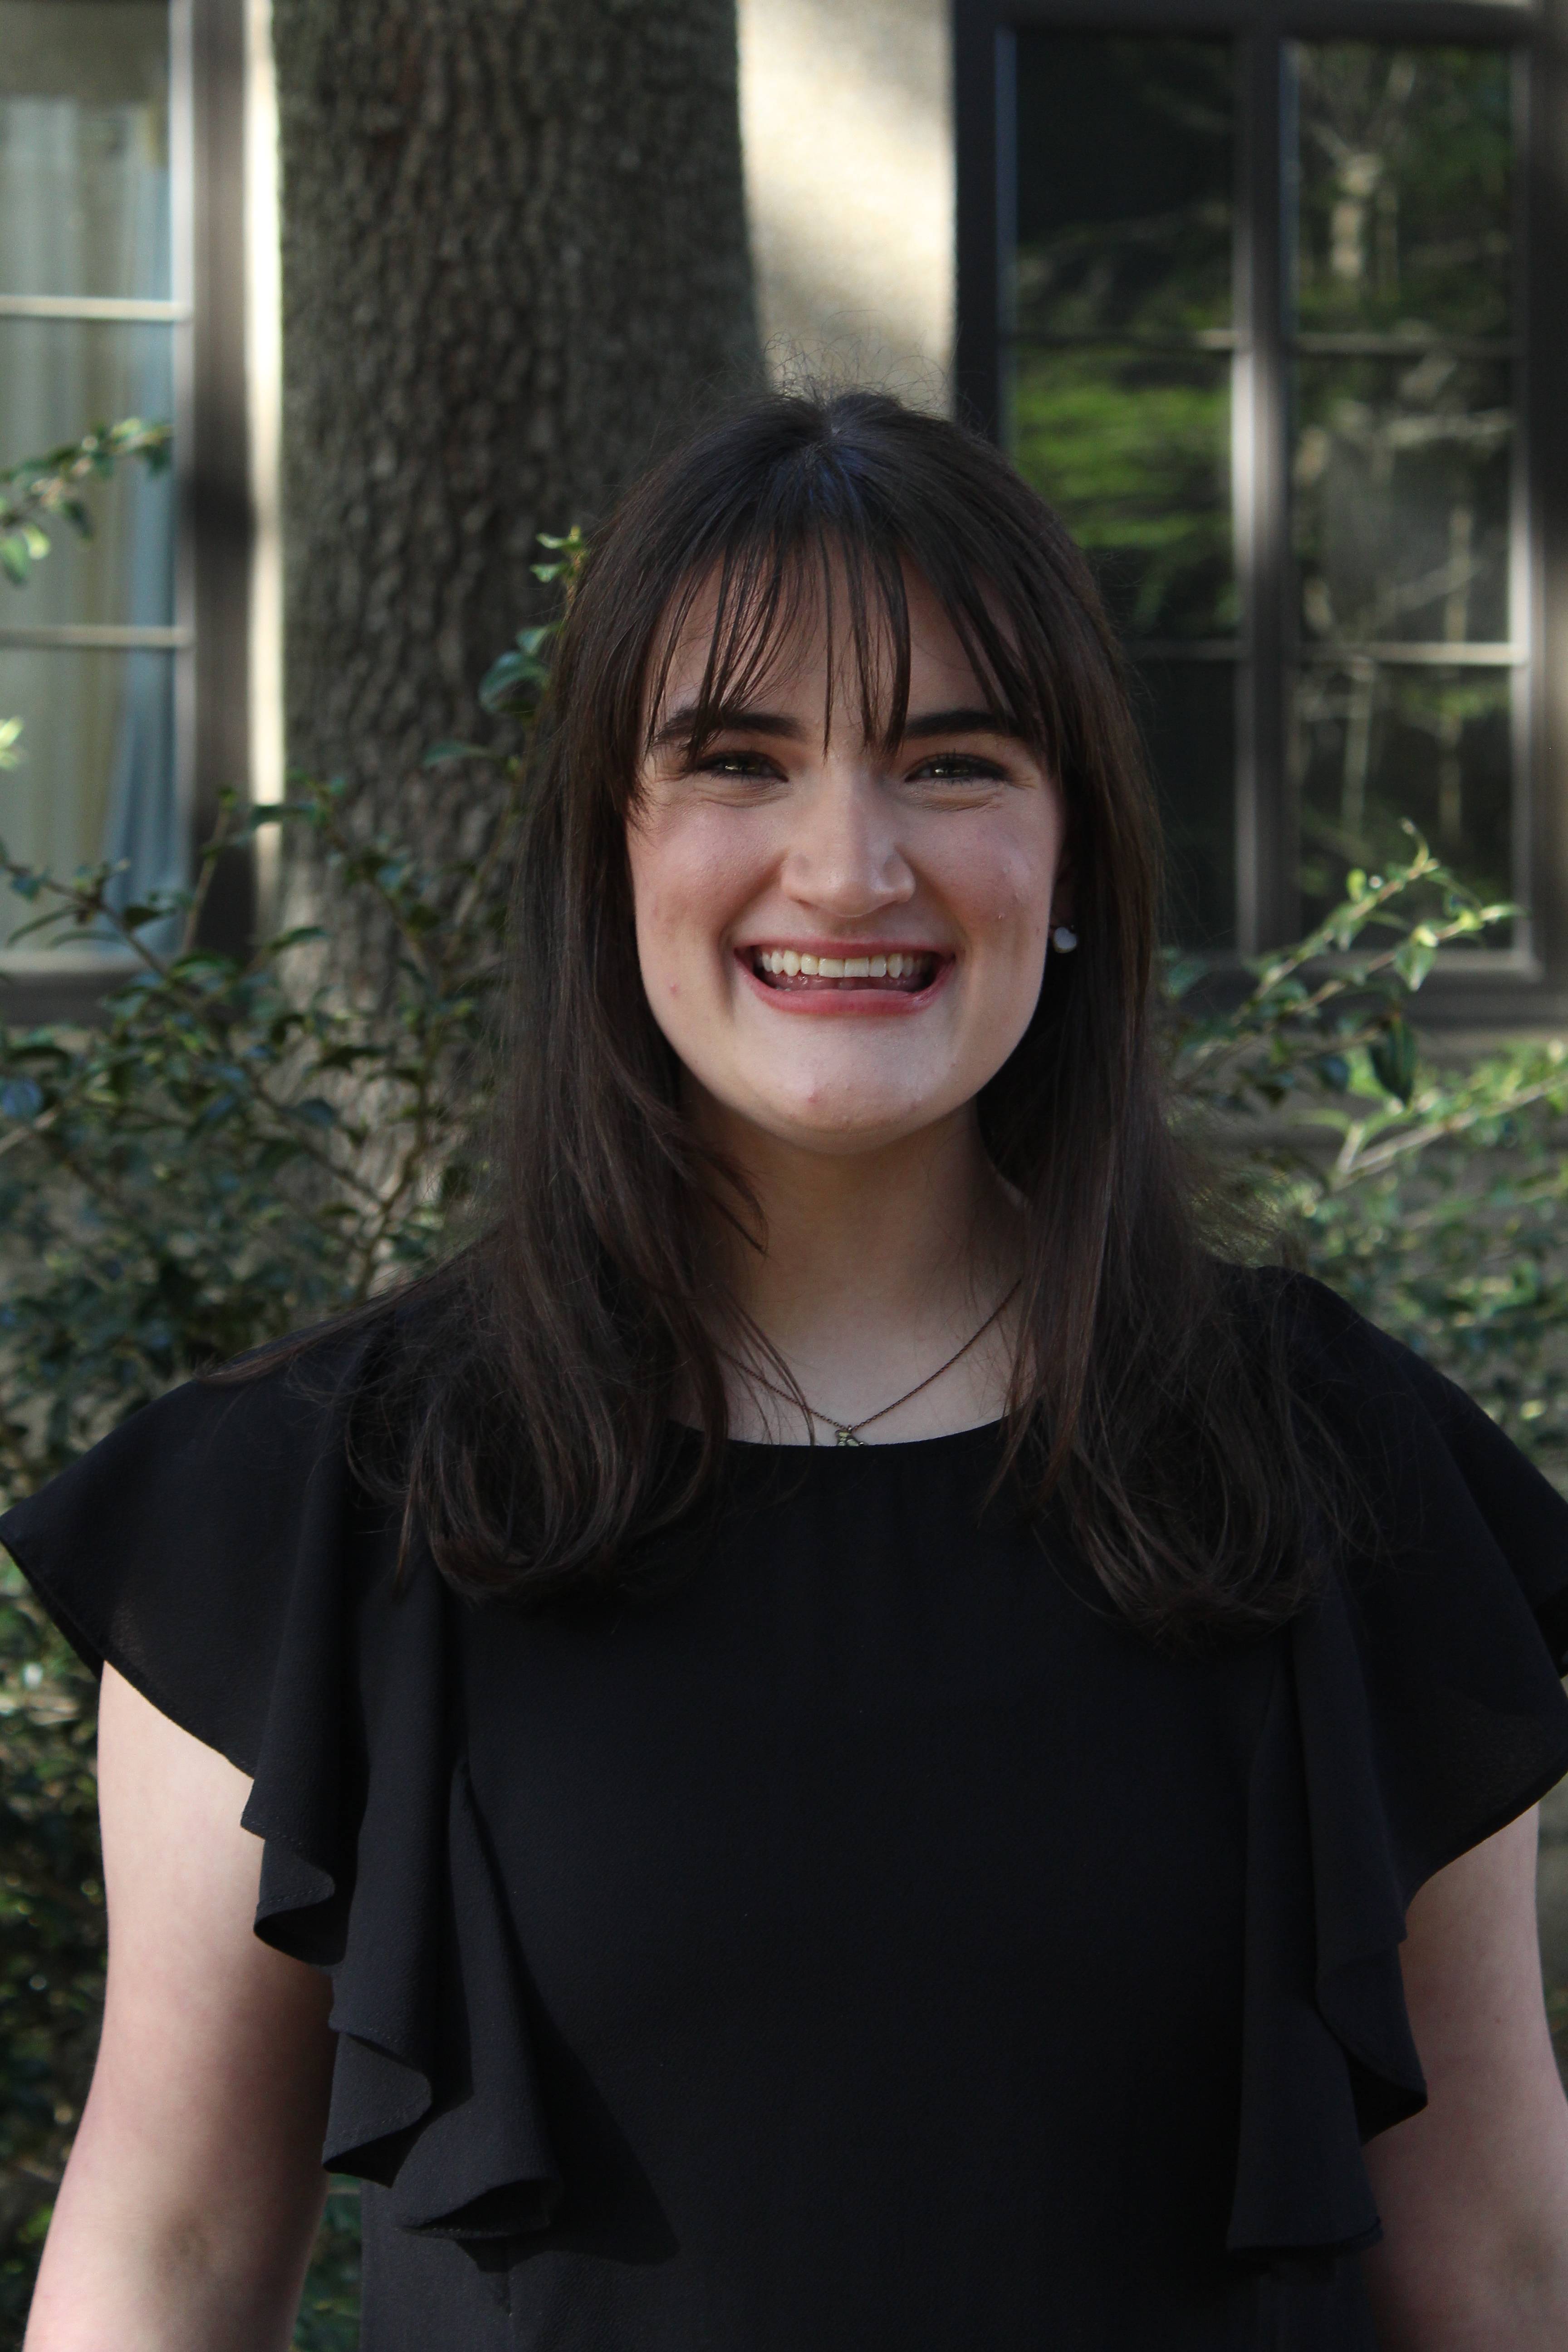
left=647, top=554, right=994, bottom=734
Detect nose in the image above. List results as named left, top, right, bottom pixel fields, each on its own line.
left=779, top=771, right=915, bottom=918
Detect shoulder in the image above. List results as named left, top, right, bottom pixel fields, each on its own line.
left=3, top=1314, right=387, bottom=1545
left=0, top=1310, right=416, bottom=1769
left=1231, top=1264, right=1568, bottom=1664
left=1230, top=1263, right=1500, bottom=1441
left=1228, top=1259, right=1401, bottom=1367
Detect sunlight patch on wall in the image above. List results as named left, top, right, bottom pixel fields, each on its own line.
left=738, top=0, right=953, bottom=410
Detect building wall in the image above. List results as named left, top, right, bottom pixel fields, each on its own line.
left=737, top=0, right=954, bottom=410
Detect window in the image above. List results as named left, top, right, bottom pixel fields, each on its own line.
left=0, top=0, right=256, bottom=1012
left=955, top=0, right=1561, bottom=1012
left=0, top=0, right=186, bottom=977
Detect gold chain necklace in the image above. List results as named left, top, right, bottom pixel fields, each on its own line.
left=733, top=1281, right=1020, bottom=1446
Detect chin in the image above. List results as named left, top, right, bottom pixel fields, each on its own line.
left=740, top=1086, right=954, bottom=1158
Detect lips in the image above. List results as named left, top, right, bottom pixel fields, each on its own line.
left=747, top=946, right=942, bottom=994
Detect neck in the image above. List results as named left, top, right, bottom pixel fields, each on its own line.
left=693, top=1097, right=1023, bottom=1438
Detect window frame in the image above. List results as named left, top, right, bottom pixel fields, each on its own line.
left=954, top=0, right=1568, bottom=1022
left=0, top=0, right=255, bottom=1022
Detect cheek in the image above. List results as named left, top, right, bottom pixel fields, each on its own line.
left=628, top=811, right=764, bottom=985
left=941, top=823, right=1059, bottom=966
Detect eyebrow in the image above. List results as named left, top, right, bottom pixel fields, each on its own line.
left=650, top=701, right=1027, bottom=750
left=651, top=702, right=805, bottom=749
left=901, top=707, right=1025, bottom=742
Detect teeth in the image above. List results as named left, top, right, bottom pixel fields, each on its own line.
left=754, top=949, right=932, bottom=983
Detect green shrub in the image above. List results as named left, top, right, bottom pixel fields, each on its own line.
left=0, top=756, right=531, bottom=2337
left=1172, top=848, right=1568, bottom=1477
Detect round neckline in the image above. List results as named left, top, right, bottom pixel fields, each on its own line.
left=669, top=1418, right=1006, bottom=1458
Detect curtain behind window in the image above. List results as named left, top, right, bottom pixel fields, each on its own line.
left=0, top=2, right=180, bottom=962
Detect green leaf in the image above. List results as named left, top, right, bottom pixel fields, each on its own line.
left=0, top=1077, right=44, bottom=1119
left=264, top=925, right=328, bottom=953
left=422, top=740, right=490, bottom=768
left=1368, top=1019, right=1420, bottom=1106
left=477, top=647, right=548, bottom=715
left=1392, top=935, right=1437, bottom=991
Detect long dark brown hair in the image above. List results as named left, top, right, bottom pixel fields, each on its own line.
left=278, top=390, right=1335, bottom=1643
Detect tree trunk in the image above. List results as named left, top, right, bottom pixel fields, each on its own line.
left=272, top=0, right=761, bottom=851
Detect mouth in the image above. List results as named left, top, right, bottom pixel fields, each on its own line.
left=744, top=945, right=946, bottom=995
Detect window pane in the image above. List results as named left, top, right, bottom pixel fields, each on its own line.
left=0, top=3, right=170, bottom=301
left=1014, top=35, right=1234, bottom=338
left=1292, top=44, right=1514, bottom=340
left=1136, top=660, right=1236, bottom=950
left=1294, top=355, right=1511, bottom=644
left=1013, top=346, right=1233, bottom=639
left=1295, top=660, right=1512, bottom=930
left=0, top=318, right=175, bottom=627
left=0, top=645, right=178, bottom=959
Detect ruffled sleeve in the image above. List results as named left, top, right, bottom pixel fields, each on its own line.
left=0, top=1337, right=561, bottom=2247
left=1227, top=1277, right=1568, bottom=2265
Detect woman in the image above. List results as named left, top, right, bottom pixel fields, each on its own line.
left=10, top=390, right=1568, bottom=2351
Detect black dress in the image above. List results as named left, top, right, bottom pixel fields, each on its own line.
left=6, top=1275, right=1568, bottom=2350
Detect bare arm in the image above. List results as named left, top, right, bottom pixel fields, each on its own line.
left=1363, top=1805, right=1568, bottom=2348
left=24, top=1664, right=337, bottom=2352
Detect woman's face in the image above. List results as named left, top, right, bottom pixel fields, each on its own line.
left=627, top=568, right=1069, bottom=1159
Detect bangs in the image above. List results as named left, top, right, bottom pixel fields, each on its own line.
left=637, top=470, right=1056, bottom=779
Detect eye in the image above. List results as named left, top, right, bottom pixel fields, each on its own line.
left=690, top=749, right=785, bottom=781
left=906, top=752, right=1008, bottom=784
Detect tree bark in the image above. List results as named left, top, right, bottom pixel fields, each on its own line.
left=272, top=0, right=761, bottom=848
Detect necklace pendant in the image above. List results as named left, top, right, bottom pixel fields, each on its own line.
left=834, top=1426, right=863, bottom=1447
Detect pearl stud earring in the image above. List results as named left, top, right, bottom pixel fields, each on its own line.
left=1052, top=925, right=1078, bottom=954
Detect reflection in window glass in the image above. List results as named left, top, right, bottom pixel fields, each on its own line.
left=1011, top=34, right=1238, bottom=948
left=1293, top=45, right=1513, bottom=339
left=1135, top=662, right=1236, bottom=951
left=0, top=647, right=180, bottom=958
left=0, top=3, right=170, bottom=301
left=1012, top=34, right=1236, bottom=630
left=1295, top=662, right=1512, bottom=932
left=1294, top=354, right=1511, bottom=645
left=1014, top=347, right=1233, bottom=640
left=1290, top=43, right=1517, bottom=930
left=1002, top=29, right=1524, bottom=956
left=1014, top=35, right=1234, bottom=340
